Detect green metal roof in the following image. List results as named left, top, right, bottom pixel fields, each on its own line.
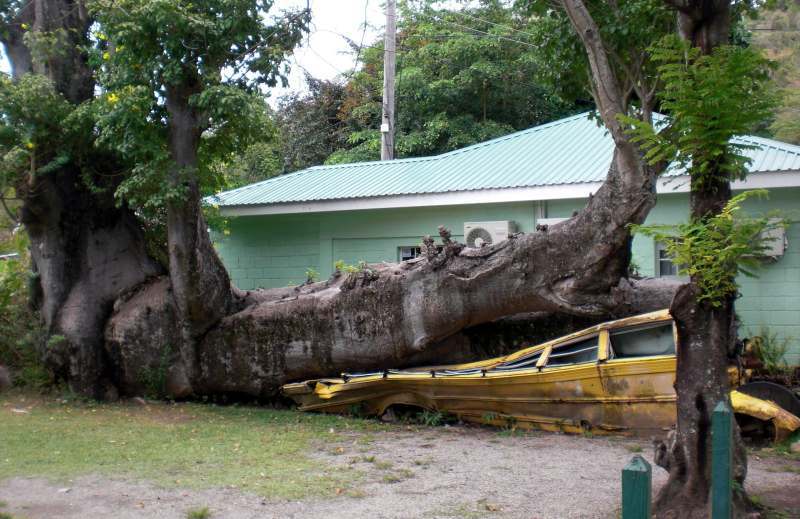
left=211, top=112, right=800, bottom=208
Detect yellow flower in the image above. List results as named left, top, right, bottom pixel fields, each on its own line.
left=25, top=142, right=34, bottom=150
left=103, top=51, right=111, bottom=60
left=20, top=23, right=28, bottom=30
left=107, top=93, right=119, bottom=104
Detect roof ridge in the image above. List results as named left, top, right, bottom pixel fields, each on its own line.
left=430, top=111, right=592, bottom=159
left=296, top=111, right=593, bottom=171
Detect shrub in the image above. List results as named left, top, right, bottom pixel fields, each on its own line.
left=0, top=231, right=49, bottom=389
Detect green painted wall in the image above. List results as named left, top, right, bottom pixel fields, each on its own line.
left=215, top=214, right=321, bottom=290
left=215, top=188, right=800, bottom=363
left=216, top=201, right=537, bottom=287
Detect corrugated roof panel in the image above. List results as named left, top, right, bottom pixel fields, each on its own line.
left=210, top=112, right=800, bottom=207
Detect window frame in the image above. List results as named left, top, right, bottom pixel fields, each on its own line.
left=539, top=333, right=602, bottom=369
left=398, top=246, right=423, bottom=262
left=398, top=245, right=443, bottom=262
left=655, top=240, right=685, bottom=278
left=605, top=321, right=678, bottom=362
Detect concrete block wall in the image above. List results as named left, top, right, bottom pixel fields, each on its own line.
left=215, top=188, right=800, bottom=363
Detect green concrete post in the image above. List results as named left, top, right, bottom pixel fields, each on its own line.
left=712, top=400, right=733, bottom=519
left=622, top=454, right=651, bottom=519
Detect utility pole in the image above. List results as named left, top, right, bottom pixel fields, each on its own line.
left=381, top=0, right=396, bottom=161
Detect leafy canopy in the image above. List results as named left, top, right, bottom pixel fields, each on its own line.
left=322, top=0, right=580, bottom=165
left=621, top=36, right=777, bottom=187
left=90, top=0, right=309, bottom=209
left=0, top=74, right=95, bottom=192
left=519, top=0, right=675, bottom=112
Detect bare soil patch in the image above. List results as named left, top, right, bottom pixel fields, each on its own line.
left=2, top=423, right=798, bottom=519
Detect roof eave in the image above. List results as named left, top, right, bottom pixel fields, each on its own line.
left=217, top=170, right=800, bottom=217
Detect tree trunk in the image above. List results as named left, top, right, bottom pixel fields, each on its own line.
left=21, top=168, right=162, bottom=398
left=3, top=1, right=162, bottom=398
left=652, top=4, right=752, bottom=515
left=163, top=84, right=237, bottom=396
left=654, top=178, right=753, bottom=517
left=107, top=148, right=675, bottom=397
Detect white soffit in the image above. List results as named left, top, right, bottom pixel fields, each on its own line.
left=220, top=171, right=800, bottom=217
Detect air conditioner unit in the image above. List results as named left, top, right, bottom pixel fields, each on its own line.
left=464, top=221, right=516, bottom=248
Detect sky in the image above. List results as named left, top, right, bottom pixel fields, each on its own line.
left=0, top=2, right=471, bottom=106
left=268, top=0, right=386, bottom=105
left=0, top=1, right=387, bottom=104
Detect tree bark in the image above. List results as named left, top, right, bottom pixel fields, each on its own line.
left=652, top=4, right=753, bottom=517
left=163, top=83, right=238, bottom=396
left=3, top=1, right=162, bottom=398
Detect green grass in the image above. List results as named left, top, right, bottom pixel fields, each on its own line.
left=381, top=468, right=413, bottom=483
left=0, top=391, right=385, bottom=499
left=187, top=507, right=211, bottom=519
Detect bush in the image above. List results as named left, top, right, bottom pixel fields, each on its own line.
left=0, top=231, right=49, bottom=389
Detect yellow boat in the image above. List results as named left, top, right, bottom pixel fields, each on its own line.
left=282, top=310, right=800, bottom=440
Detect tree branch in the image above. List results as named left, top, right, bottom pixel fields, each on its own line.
left=560, top=0, right=627, bottom=143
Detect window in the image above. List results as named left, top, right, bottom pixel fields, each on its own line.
left=610, top=323, right=675, bottom=359
left=398, top=245, right=443, bottom=262
left=655, top=241, right=679, bottom=277
left=492, top=350, right=544, bottom=372
left=399, top=246, right=422, bottom=261
left=545, top=337, right=599, bottom=367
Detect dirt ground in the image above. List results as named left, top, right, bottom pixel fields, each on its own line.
left=2, top=424, right=798, bottom=519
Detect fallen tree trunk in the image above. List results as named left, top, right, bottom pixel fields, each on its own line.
left=105, top=147, right=676, bottom=397
left=6, top=0, right=676, bottom=403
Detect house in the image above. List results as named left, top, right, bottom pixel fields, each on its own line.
left=210, top=112, right=800, bottom=364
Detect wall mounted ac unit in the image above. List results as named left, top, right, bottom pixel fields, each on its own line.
left=464, top=221, right=516, bottom=248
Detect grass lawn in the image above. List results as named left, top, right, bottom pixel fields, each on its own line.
left=0, top=391, right=385, bottom=499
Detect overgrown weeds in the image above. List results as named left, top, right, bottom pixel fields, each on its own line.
left=750, top=327, right=793, bottom=377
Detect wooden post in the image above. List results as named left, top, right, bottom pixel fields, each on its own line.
left=712, top=400, right=733, bottom=519
left=622, top=455, right=651, bottom=519
left=380, top=0, right=396, bottom=160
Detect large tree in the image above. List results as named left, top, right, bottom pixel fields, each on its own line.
left=0, top=0, right=677, bottom=392
left=0, top=0, right=773, bottom=515
left=0, top=0, right=162, bottom=396
left=557, top=0, right=775, bottom=515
